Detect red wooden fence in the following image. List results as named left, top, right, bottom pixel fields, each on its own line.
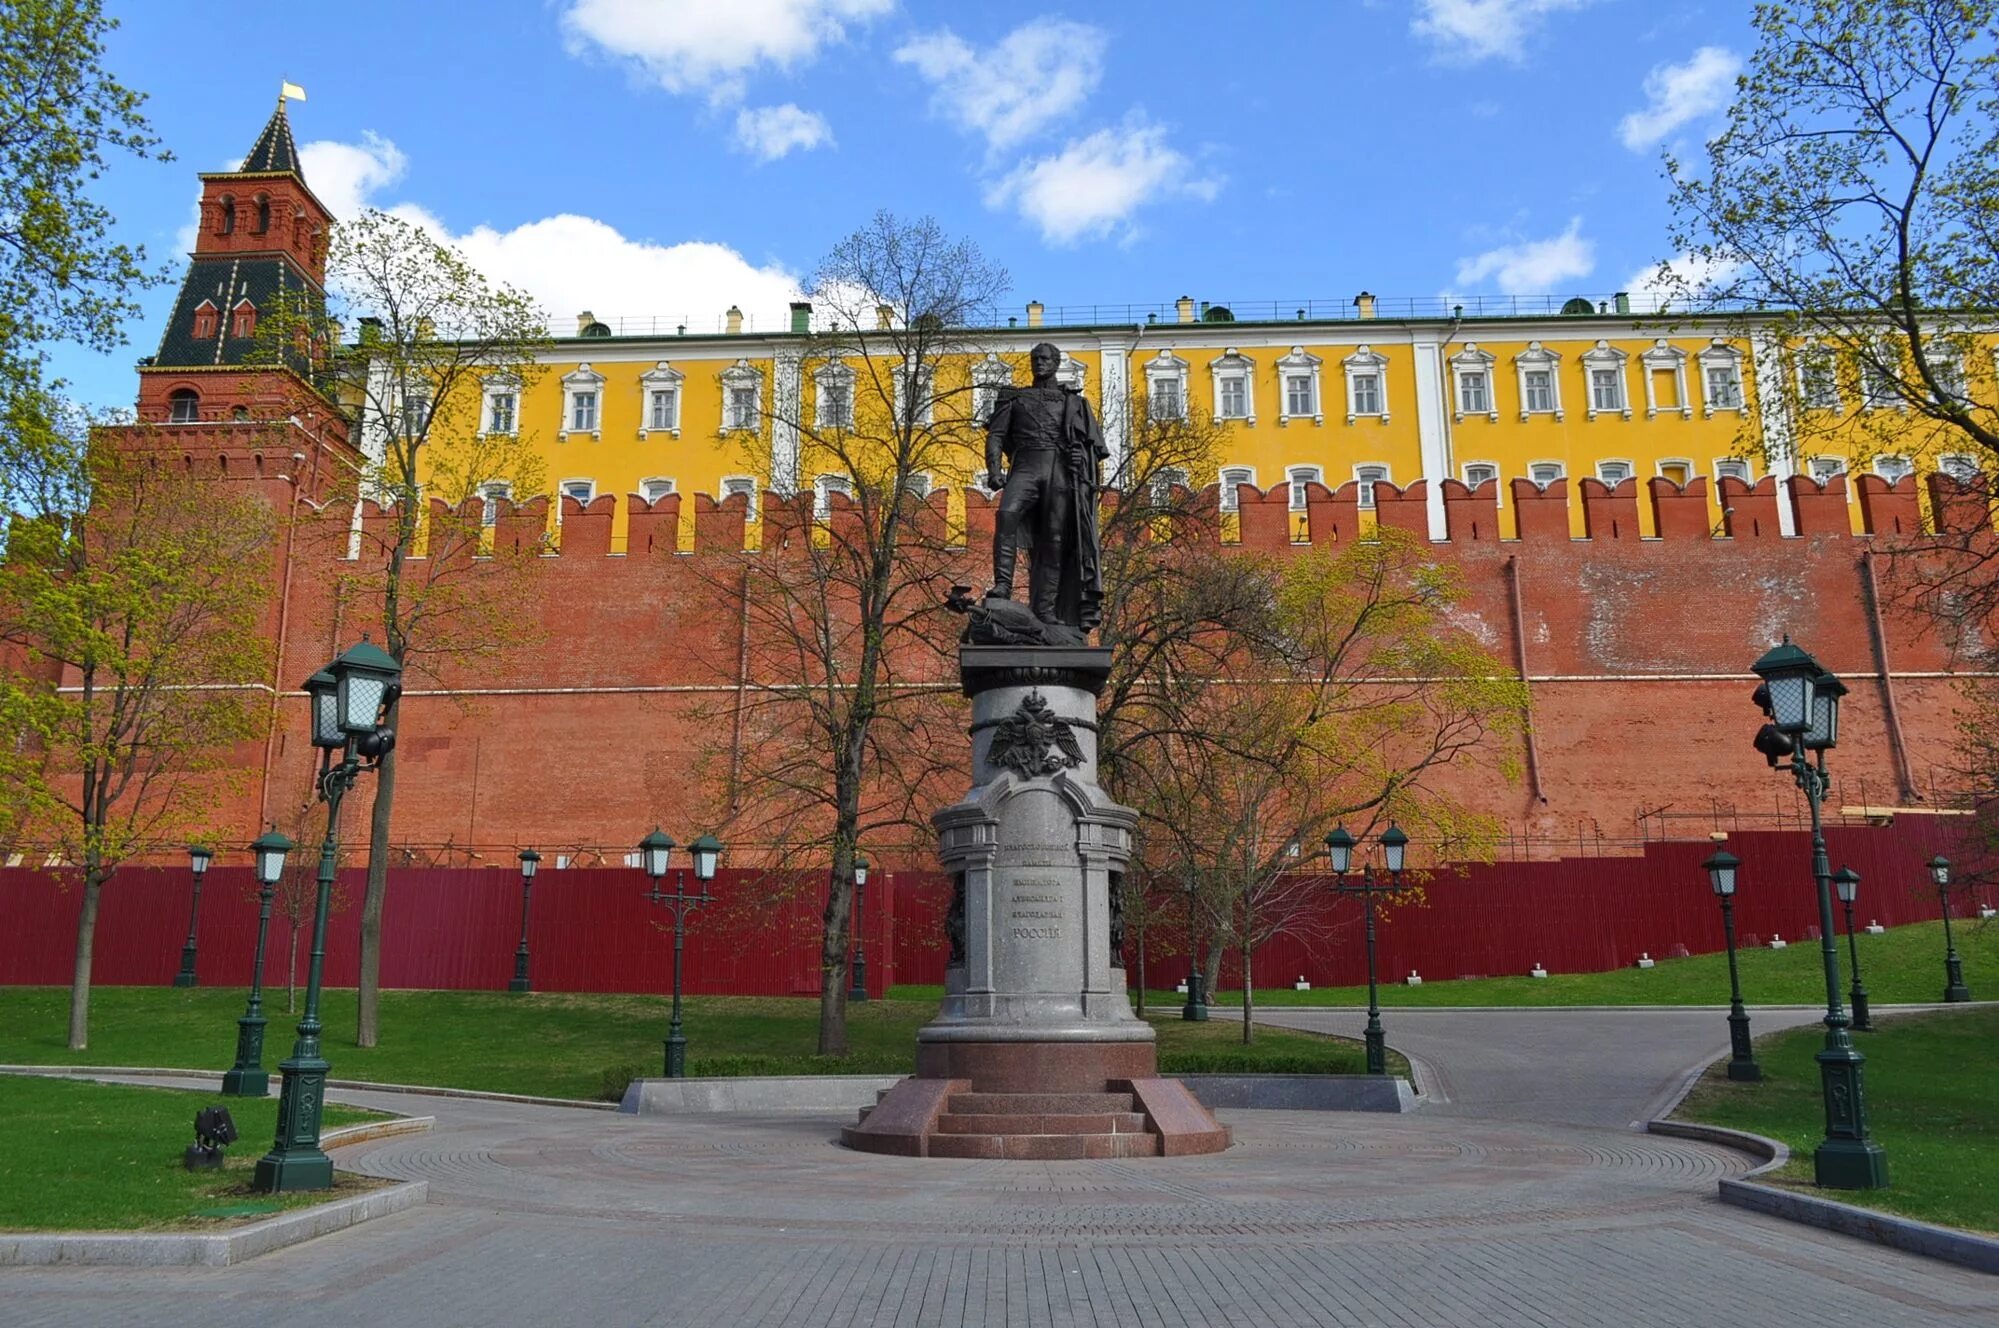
left=0, top=820, right=1976, bottom=996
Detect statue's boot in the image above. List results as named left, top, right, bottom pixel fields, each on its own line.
left=989, top=527, right=1019, bottom=600
left=1029, top=534, right=1068, bottom=623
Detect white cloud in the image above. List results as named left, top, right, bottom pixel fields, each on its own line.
left=1454, top=217, right=1595, bottom=293
left=733, top=104, right=834, bottom=160
left=987, top=117, right=1219, bottom=246
left=1622, top=252, right=1745, bottom=311
left=1412, top=0, right=1593, bottom=64
left=1617, top=46, right=1740, bottom=151
left=559, top=0, right=891, bottom=102
left=894, top=19, right=1107, bottom=151
left=306, top=134, right=802, bottom=334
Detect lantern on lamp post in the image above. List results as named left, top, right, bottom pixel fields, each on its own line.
left=641, top=829, right=719, bottom=1077
left=1833, top=866, right=1870, bottom=1031
left=1930, top=856, right=1972, bottom=1002
left=172, top=846, right=214, bottom=988
left=509, top=849, right=540, bottom=994
left=848, top=854, right=871, bottom=1003
left=253, top=638, right=400, bottom=1194
left=221, top=829, right=293, bottom=1096
left=1703, top=849, right=1760, bottom=1081
left=1326, top=823, right=1403, bottom=1077
left=1748, top=637, right=1885, bottom=1189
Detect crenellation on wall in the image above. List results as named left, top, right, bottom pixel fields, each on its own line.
left=1304, top=481, right=1356, bottom=544
left=558, top=492, right=616, bottom=556
left=1440, top=478, right=1499, bottom=543
left=1854, top=475, right=1919, bottom=538
left=1717, top=475, right=1783, bottom=539
left=1577, top=477, right=1641, bottom=541
left=1649, top=476, right=1712, bottom=540
left=1787, top=473, right=1852, bottom=537
left=625, top=490, right=681, bottom=554
left=1927, top=472, right=1993, bottom=536
left=1237, top=482, right=1295, bottom=550
left=692, top=489, right=749, bottom=552
left=1510, top=477, right=1571, bottom=541
left=1370, top=479, right=1430, bottom=539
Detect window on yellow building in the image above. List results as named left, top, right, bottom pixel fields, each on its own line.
left=722, top=359, right=761, bottom=433
left=1658, top=460, right=1693, bottom=488
left=1524, top=372, right=1554, bottom=411
left=1808, top=456, right=1847, bottom=485
left=649, top=389, right=678, bottom=431
left=1941, top=455, right=1979, bottom=481
left=1874, top=456, right=1912, bottom=484
left=1219, top=466, right=1254, bottom=511
left=1210, top=347, right=1256, bottom=423
left=1276, top=346, right=1323, bottom=424
left=479, top=481, right=512, bottom=528
left=1516, top=342, right=1565, bottom=421
left=1354, top=464, right=1390, bottom=508
left=1861, top=344, right=1903, bottom=410
left=1704, top=365, right=1742, bottom=409
left=640, top=478, right=675, bottom=503
left=487, top=391, right=517, bottom=435
left=814, top=473, right=851, bottom=518
left=1287, top=465, right=1321, bottom=511
left=1596, top=460, right=1633, bottom=486
left=722, top=475, right=760, bottom=518
left=640, top=361, right=684, bottom=437
left=569, top=391, right=598, bottom=433
left=1529, top=462, right=1565, bottom=489
left=1459, top=371, right=1490, bottom=414
left=1149, top=377, right=1184, bottom=421
left=972, top=353, right=1013, bottom=424
left=1798, top=348, right=1840, bottom=409
left=1715, top=458, right=1753, bottom=485
left=1463, top=462, right=1499, bottom=491
left=561, top=479, right=595, bottom=506
left=1452, top=343, right=1499, bottom=422
left=1343, top=346, right=1389, bottom=424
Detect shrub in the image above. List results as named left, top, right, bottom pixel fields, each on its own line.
left=598, top=1062, right=648, bottom=1102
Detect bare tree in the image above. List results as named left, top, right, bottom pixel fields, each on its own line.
left=260, top=208, right=552, bottom=1046
left=706, top=212, right=1008, bottom=1054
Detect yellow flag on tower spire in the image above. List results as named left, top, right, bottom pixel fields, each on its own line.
left=280, top=81, right=307, bottom=103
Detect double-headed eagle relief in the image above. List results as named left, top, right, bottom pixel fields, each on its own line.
left=986, top=690, right=1085, bottom=780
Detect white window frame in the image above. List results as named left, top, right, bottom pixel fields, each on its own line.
left=1922, top=348, right=1967, bottom=408
left=1695, top=339, right=1745, bottom=416
left=559, top=363, right=604, bottom=440
left=638, top=477, right=676, bottom=504
left=1807, top=455, right=1848, bottom=485
left=814, top=359, right=855, bottom=430
left=1342, top=345, right=1391, bottom=425
left=813, top=472, right=853, bottom=519
left=1461, top=461, right=1501, bottom=497
left=481, top=373, right=520, bottom=436
left=720, top=474, right=760, bottom=520
left=1860, top=341, right=1905, bottom=411
left=1514, top=342, right=1564, bottom=422
left=1594, top=459, right=1635, bottom=487
left=638, top=361, right=683, bottom=438
left=1940, top=454, right=1980, bottom=482
left=1275, top=346, right=1323, bottom=426
left=893, top=359, right=936, bottom=427
left=972, top=353, right=1013, bottom=424
left=1055, top=352, right=1087, bottom=393
left=559, top=478, right=597, bottom=507
left=1656, top=458, right=1695, bottom=489
left=721, top=359, right=762, bottom=434
left=1209, top=347, right=1257, bottom=424
left=1218, top=465, right=1255, bottom=512
left=1639, top=340, right=1690, bottom=421
left=903, top=472, right=934, bottom=500
left=479, top=480, right=513, bottom=528
left=1797, top=344, right=1842, bottom=411
left=1528, top=461, right=1566, bottom=490
left=1713, top=458, right=1754, bottom=485
left=1581, top=340, right=1631, bottom=421
left=1149, top=465, right=1191, bottom=508
left=1286, top=464, right=1322, bottom=511
left=1144, top=349, right=1190, bottom=422
left=1872, top=455, right=1913, bottom=484
left=1450, top=344, right=1498, bottom=423
left=1353, top=463, right=1391, bottom=508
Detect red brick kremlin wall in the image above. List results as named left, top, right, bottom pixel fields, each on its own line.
left=157, top=465, right=1978, bottom=864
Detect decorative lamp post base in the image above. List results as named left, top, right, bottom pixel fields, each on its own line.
left=1181, top=973, right=1208, bottom=1022
left=1944, top=954, right=1971, bottom=1003
left=664, top=1033, right=687, bottom=1079
left=1364, top=1025, right=1387, bottom=1077
left=1812, top=1044, right=1887, bottom=1189
left=1726, top=1007, right=1761, bottom=1081
left=1848, top=984, right=1871, bottom=1031
left=1814, top=1136, right=1890, bottom=1189
left=172, top=949, right=199, bottom=988
left=508, top=977, right=532, bottom=994
left=253, top=1057, right=334, bottom=1193
left=220, top=1014, right=269, bottom=1097
left=1726, top=1058, right=1763, bottom=1083
left=849, top=957, right=869, bottom=1003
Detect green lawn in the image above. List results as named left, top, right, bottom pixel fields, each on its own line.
left=1675, top=1005, right=1999, bottom=1234
left=895, top=918, right=1994, bottom=1009
left=0, top=987, right=1392, bottom=1102
left=0, top=1076, right=384, bottom=1231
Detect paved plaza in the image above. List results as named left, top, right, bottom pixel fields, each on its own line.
left=4, top=1008, right=1990, bottom=1327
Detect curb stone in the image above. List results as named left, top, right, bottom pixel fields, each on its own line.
left=0, top=1181, right=428, bottom=1268
left=0, top=1065, right=617, bottom=1112
left=1645, top=1118, right=1999, bottom=1276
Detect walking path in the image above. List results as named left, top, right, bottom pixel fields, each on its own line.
left=3, top=1008, right=1989, bottom=1327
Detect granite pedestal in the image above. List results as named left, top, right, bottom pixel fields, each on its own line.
left=843, top=646, right=1229, bottom=1158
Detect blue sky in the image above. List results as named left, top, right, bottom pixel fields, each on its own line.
left=56, top=0, right=1754, bottom=410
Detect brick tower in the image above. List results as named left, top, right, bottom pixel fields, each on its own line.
left=129, top=92, right=353, bottom=500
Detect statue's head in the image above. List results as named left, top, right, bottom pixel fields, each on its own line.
left=1029, top=342, right=1062, bottom=382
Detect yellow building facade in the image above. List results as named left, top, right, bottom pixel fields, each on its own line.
left=403, top=302, right=1997, bottom=550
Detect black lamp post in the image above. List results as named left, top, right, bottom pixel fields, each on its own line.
left=1834, top=866, right=1871, bottom=1031
left=1930, top=855, right=1972, bottom=1002
left=641, top=829, right=719, bottom=1077
left=1750, top=638, right=1886, bottom=1189
left=1704, top=848, right=1760, bottom=1081
left=221, top=829, right=292, bottom=1096
left=254, top=642, right=400, bottom=1193
left=848, top=854, right=871, bottom=1002
left=1327, top=822, right=1405, bottom=1077
left=172, top=846, right=214, bottom=987
left=1180, top=866, right=1207, bottom=1022
left=509, top=848, right=540, bottom=993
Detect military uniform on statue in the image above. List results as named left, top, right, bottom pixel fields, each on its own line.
left=844, top=342, right=1229, bottom=1159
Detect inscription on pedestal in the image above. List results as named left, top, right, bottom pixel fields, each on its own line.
left=1007, top=877, right=1066, bottom=941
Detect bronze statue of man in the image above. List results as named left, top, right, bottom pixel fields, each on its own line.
left=985, top=342, right=1107, bottom=633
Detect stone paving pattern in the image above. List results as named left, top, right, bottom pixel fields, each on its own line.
left=4, top=1006, right=1990, bottom=1327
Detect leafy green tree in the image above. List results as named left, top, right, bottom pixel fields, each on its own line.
left=0, top=404, right=273, bottom=1049
left=258, top=207, right=552, bottom=1048
left=0, top=0, right=166, bottom=397
left=1660, top=0, right=1999, bottom=468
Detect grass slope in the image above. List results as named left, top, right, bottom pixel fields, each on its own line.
left=0, top=988, right=1389, bottom=1101
left=0, top=1076, right=382, bottom=1231
left=1674, top=1005, right=1999, bottom=1234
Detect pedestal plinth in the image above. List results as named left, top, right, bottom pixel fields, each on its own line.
left=842, top=646, right=1229, bottom=1158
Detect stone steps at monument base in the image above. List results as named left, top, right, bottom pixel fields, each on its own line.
left=933, top=1111, right=1149, bottom=1136
left=926, top=1131, right=1163, bottom=1160
left=947, top=1092, right=1137, bottom=1116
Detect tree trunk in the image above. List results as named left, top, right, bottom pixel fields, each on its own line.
left=67, top=870, right=106, bottom=1050
left=288, top=925, right=300, bottom=1013
left=817, top=862, right=852, bottom=1056
left=1241, top=931, right=1255, bottom=1045
left=357, top=743, right=397, bottom=1047
left=1134, top=925, right=1146, bottom=1016
left=1203, top=934, right=1224, bottom=1011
